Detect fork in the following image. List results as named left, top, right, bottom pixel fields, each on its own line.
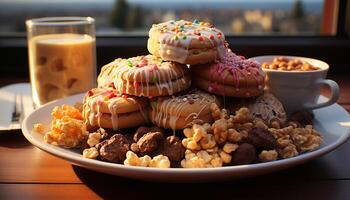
left=10, top=93, right=24, bottom=129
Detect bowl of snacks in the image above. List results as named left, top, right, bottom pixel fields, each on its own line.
left=250, top=56, right=339, bottom=114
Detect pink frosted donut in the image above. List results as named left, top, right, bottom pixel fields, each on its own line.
left=191, top=50, right=265, bottom=97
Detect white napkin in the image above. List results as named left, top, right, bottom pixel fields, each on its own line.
left=0, top=83, right=34, bottom=131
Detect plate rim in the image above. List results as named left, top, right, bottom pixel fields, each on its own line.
left=21, top=93, right=350, bottom=175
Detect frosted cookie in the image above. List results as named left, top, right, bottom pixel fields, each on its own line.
left=148, top=19, right=227, bottom=65
left=229, top=92, right=287, bottom=126
left=191, top=50, right=265, bottom=97
left=83, top=88, right=149, bottom=130
left=97, top=55, right=191, bottom=98
left=150, top=90, right=220, bottom=130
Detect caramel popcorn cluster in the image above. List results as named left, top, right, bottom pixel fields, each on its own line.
left=42, top=105, right=87, bottom=148
left=180, top=103, right=323, bottom=167
left=124, top=151, right=171, bottom=168
left=180, top=105, right=253, bottom=168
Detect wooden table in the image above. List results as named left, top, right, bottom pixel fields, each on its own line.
left=1, top=76, right=350, bottom=200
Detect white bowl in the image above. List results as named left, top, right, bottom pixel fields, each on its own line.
left=250, top=55, right=339, bottom=114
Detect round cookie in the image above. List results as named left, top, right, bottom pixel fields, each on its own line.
left=191, top=50, right=265, bottom=97
left=150, top=90, right=220, bottom=130
left=228, top=92, right=287, bottom=126
left=148, top=19, right=228, bottom=65
left=97, top=55, right=191, bottom=98
left=83, top=88, right=149, bottom=130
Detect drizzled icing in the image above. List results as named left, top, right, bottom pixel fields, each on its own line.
left=207, top=50, right=265, bottom=96
left=151, top=90, right=217, bottom=131
left=97, top=55, right=189, bottom=97
left=149, top=19, right=227, bottom=63
left=83, top=88, right=148, bottom=130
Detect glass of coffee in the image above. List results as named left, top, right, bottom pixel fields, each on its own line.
left=26, top=17, right=96, bottom=107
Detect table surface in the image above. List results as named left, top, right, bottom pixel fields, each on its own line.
left=1, top=75, right=350, bottom=200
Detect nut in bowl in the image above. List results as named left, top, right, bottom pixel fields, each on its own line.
left=250, top=55, right=340, bottom=115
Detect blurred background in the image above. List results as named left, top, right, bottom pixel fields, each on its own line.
left=0, top=0, right=348, bottom=80
left=0, top=0, right=337, bottom=36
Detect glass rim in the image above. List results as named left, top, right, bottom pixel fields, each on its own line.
left=26, top=17, right=94, bottom=27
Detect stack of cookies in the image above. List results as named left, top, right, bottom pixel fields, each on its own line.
left=83, top=19, right=270, bottom=132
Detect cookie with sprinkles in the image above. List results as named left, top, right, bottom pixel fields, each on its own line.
left=83, top=88, right=150, bottom=130
left=97, top=55, right=191, bottom=98
left=191, top=50, right=265, bottom=97
left=148, top=19, right=227, bottom=65
left=150, top=90, right=221, bottom=130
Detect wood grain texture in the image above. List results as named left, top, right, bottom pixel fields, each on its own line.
left=0, top=133, right=81, bottom=183
left=1, top=180, right=350, bottom=200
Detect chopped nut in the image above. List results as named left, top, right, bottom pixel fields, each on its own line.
left=259, top=150, right=278, bottom=162
left=33, top=123, right=46, bottom=134
left=219, top=150, right=232, bottom=164
left=87, top=132, right=101, bottom=147
left=222, top=143, right=239, bottom=154
left=83, top=147, right=99, bottom=159
left=200, top=134, right=216, bottom=149
left=149, top=155, right=171, bottom=168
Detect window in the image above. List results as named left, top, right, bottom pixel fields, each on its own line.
left=0, top=0, right=338, bottom=36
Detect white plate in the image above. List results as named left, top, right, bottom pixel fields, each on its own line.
left=22, top=93, right=350, bottom=182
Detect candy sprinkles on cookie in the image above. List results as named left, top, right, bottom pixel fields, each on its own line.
left=148, top=19, right=228, bottom=64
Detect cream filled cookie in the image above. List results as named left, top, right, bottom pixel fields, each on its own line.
left=191, top=50, right=265, bottom=97
left=83, top=88, right=149, bottom=130
left=97, top=55, right=191, bottom=98
left=148, top=19, right=227, bottom=65
left=150, top=90, right=220, bottom=130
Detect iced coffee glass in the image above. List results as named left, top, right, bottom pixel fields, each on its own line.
left=26, top=17, right=96, bottom=107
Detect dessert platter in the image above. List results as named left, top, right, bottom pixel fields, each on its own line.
left=22, top=20, right=350, bottom=182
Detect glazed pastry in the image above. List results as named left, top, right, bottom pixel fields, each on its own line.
left=83, top=88, right=149, bottom=130
left=150, top=90, right=220, bottom=130
left=148, top=19, right=227, bottom=65
left=191, top=50, right=265, bottom=97
left=228, top=92, right=287, bottom=125
left=97, top=55, right=191, bottom=98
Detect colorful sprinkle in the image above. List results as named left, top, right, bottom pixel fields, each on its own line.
left=193, top=19, right=199, bottom=24
left=122, top=94, right=128, bottom=98
left=198, top=36, right=204, bottom=41
left=182, top=35, right=187, bottom=40
left=127, top=60, right=132, bottom=67
left=209, top=34, right=214, bottom=40
left=194, top=30, right=200, bottom=35
left=152, top=76, right=158, bottom=83
left=133, top=82, right=139, bottom=88
left=87, top=90, right=94, bottom=97
left=151, top=101, right=157, bottom=109
left=173, top=35, right=179, bottom=40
